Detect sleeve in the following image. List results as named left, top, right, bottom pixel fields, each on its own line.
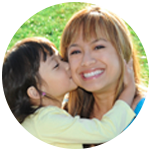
left=36, top=100, right=135, bottom=144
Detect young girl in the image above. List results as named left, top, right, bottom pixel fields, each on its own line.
left=2, top=37, right=135, bottom=149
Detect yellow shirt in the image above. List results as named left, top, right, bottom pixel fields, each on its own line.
left=22, top=100, right=135, bottom=149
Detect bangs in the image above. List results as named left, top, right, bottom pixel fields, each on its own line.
left=65, top=11, right=117, bottom=47
left=81, top=12, right=112, bottom=42
left=40, top=43, right=55, bottom=62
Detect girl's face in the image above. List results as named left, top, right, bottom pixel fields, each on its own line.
left=39, top=48, right=77, bottom=100
left=67, top=31, right=121, bottom=94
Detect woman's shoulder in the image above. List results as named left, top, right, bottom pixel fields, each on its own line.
left=134, top=93, right=150, bottom=117
left=137, top=92, right=150, bottom=106
left=124, top=93, right=150, bottom=134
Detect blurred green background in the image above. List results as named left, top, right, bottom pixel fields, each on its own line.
left=7, top=2, right=90, bottom=49
left=7, top=2, right=149, bottom=87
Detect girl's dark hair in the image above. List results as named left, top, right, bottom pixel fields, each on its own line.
left=2, top=37, right=56, bottom=123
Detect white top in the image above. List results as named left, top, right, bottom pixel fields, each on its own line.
left=22, top=100, right=135, bottom=149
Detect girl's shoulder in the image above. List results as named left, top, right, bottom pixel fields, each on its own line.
left=37, top=105, right=70, bottom=116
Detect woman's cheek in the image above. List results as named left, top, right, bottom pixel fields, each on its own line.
left=69, top=57, right=78, bottom=68
left=69, top=60, right=79, bottom=82
left=109, top=57, right=121, bottom=77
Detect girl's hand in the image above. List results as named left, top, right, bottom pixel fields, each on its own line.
left=125, top=58, right=142, bottom=110
left=124, top=59, right=135, bottom=89
left=118, top=59, right=136, bottom=106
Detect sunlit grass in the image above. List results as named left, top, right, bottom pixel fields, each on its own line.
left=7, top=2, right=91, bottom=50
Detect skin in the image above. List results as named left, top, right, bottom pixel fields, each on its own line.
left=28, top=48, right=77, bottom=108
left=67, top=30, right=125, bottom=119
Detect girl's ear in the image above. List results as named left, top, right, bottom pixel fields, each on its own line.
left=27, top=86, right=40, bottom=100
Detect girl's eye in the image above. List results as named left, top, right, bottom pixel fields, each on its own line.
left=70, top=50, right=81, bottom=55
left=53, top=63, right=59, bottom=69
left=94, top=45, right=105, bottom=50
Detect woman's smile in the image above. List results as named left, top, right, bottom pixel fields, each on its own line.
left=80, top=68, right=104, bottom=81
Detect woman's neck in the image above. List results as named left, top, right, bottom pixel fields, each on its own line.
left=91, top=90, right=116, bottom=120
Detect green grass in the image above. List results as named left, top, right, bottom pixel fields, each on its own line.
left=7, top=2, right=149, bottom=87
left=128, top=24, right=150, bottom=88
left=7, top=2, right=91, bottom=50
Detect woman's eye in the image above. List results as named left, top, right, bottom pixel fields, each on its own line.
left=70, top=50, right=81, bottom=55
left=94, top=45, right=105, bottom=50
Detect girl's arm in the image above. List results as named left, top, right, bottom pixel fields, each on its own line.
left=33, top=101, right=135, bottom=144
left=22, top=60, right=136, bottom=144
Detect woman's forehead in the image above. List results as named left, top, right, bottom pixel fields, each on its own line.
left=70, top=28, right=108, bottom=45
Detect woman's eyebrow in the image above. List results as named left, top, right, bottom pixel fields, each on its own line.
left=68, top=38, right=107, bottom=50
left=68, top=44, right=79, bottom=50
left=91, top=38, right=107, bottom=44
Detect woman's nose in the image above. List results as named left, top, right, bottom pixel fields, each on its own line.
left=81, top=52, right=96, bottom=66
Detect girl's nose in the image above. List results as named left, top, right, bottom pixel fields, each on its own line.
left=64, top=61, right=70, bottom=70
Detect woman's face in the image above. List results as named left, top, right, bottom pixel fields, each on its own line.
left=67, top=31, right=121, bottom=94
left=39, top=48, right=77, bottom=100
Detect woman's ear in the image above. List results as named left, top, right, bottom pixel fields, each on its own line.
left=27, top=86, right=40, bottom=100
left=128, top=58, right=133, bottom=70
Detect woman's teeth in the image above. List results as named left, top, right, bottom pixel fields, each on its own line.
left=83, top=70, right=103, bottom=78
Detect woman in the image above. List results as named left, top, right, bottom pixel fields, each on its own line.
left=60, top=6, right=146, bottom=147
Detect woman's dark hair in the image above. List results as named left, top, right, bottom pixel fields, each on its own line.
left=2, top=37, right=56, bottom=123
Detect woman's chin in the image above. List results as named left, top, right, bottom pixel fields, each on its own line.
left=70, top=83, right=78, bottom=91
left=73, top=85, right=78, bottom=90
left=82, top=85, right=103, bottom=93
left=70, top=78, right=78, bottom=90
